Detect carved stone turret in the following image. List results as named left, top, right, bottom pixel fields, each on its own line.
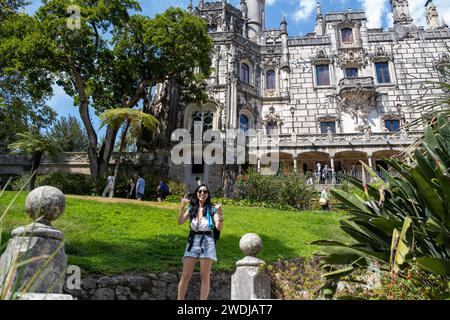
left=314, top=1, right=325, bottom=36
left=247, top=0, right=265, bottom=43
left=425, top=0, right=442, bottom=30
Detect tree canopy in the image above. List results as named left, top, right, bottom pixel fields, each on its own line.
left=0, top=1, right=212, bottom=183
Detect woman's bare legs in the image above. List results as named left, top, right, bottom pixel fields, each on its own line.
left=199, top=259, right=213, bottom=300
left=178, top=257, right=197, bottom=300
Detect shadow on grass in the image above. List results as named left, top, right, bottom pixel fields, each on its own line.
left=65, top=233, right=299, bottom=276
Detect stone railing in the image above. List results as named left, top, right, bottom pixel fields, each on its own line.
left=248, top=131, right=423, bottom=147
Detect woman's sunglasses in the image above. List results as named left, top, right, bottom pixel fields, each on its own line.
left=197, top=189, right=209, bottom=194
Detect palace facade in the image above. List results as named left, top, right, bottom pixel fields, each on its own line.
left=158, top=0, right=450, bottom=192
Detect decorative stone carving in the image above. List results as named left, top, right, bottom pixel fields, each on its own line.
left=370, top=45, right=394, bottom=62
left=337, top=48, right=366, bottom=68
left=311, top=49, right=333, bottom=65
left=263, top=106, right=282, bottom=127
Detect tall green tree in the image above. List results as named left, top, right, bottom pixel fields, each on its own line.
left=99, top=108, right=159, bottom=197
left=51, top=115, right=89, bottom=152
left=0, top=1, right=212, bottom=185
left=8, top=131, right=61, bottom=191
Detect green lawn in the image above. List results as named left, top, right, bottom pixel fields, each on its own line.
left=0, top=191, right=349, bottom=275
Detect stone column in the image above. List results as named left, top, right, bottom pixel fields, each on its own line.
left=231, top=233, right=271, bottom=300
left=257, top=158, right=261, bottom=173
left=0, top=186, right=69, bottom=297
left=368, top=156, right=373, bottom=169
left=330, top=157, right=336, bottom=185
left=293, top=158, right=298, bottom=172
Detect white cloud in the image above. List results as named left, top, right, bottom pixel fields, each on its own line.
left=358, top=0, right=389, bottom=28
left=266, top=0, right=277, bottom=5
left=292, top=0, right=316, bottom=22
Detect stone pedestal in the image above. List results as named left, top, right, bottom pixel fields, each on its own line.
left=231, top=233, right=271, bottom=300
left=0, top=186, right=68, bottom=295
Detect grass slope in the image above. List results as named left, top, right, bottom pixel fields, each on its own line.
left=0, top=192, right=349, bottom=275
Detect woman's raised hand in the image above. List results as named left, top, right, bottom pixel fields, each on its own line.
left=215, top=203, right=222, bottom=214
left=181, top=195, right=190, bottom=208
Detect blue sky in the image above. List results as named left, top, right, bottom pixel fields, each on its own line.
left=25, top=0, right=450, bottom=133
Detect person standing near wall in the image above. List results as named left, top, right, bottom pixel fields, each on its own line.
left=136, top=173, right=145, bottom=201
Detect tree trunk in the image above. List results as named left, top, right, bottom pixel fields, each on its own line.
left=29, top=151, right=43, bottom=192
left=110, top=120, right=131, bottom=198
left=164, top=79, right=181, bottom=143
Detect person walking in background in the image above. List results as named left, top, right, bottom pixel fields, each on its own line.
left=157, top=180, right=170, bottom=202
left=136, top=173, right=145, bottom=201
left=102, top=173, right=114, bottom=198
left=127, top=178, right=135, bottom=199
left=319, top=187, right=330, bottom=211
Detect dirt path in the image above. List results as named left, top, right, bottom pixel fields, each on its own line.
left=67, top=195, right=181, bottom=210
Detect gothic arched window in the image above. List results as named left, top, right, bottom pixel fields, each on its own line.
left=241, top=63, right=250, bottom=83
left=239, top=114, right=249, bottom=133
left=191, top=111, right=214, bottom=133
left=266, top=70, right=276, bottom=89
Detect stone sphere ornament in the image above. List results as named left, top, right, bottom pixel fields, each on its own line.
left=25, top=186, right=66, bottom=222
left=239, top=233, right=262, bottom=257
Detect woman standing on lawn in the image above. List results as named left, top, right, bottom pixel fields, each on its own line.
left=177, top=184, right=223, bottom=300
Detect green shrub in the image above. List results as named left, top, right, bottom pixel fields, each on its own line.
left=236, top=169, right=315, bottom=210
left=35, top=172, right=94, bottom=195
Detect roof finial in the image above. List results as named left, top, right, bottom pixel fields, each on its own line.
left=188, top=0, right=193, bottom=13
left=317, top=0, right=322, bottom=18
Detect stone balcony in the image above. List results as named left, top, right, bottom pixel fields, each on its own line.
left=248, top=131, right=423, bottom=148
left=338, top=76, right=376, bottom=102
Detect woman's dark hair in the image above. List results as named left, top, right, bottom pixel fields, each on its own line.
left=188, top=184, right=212, bottom=221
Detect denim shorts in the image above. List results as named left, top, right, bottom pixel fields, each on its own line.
left=183, top=234, right=217, bottom=262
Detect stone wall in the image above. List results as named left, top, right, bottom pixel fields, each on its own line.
left=64, top=272, right=232, bottom=300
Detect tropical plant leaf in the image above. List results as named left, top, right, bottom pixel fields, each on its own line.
left=417, top=256, right=450, bottom=276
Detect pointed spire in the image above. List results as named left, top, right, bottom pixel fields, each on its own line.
left=240, top=0, right=247, bottom=18
left=316, top=0, right=322, bottom=19
left=187, top=0, right=193, bottom=13
left=280, top=15, right=287, bottom=34
left=314, top=1, right=324, bottom=36
left=199, top=0, right=204, bottom=8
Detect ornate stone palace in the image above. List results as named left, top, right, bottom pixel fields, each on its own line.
left=1, top=1, right=449, bottom=194
left=159, top=0, right=450, bottom=192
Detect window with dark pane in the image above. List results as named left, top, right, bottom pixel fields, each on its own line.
left=191, top=111, right=203, bottom=132
left=203, top=111, right=214, bottom=132
left=384, top=119, right=400, bottom=132
left=266, top=120, right=277, bottom=135
left=241, top=63, right=250, bottom=83
left=345, top=68, right=359, bottom=78
left=375, top=62, right=391, bottom=83
left=266, top=70, right=276, bottom=89
left=239, top=114, right=249, bottom=133
left=192, top=157, right=204, bottom=174
left=320, top=122, right=336, bottom=134
left=191, top=111, right=214, bottom=133
left=316, top=64, right=330, bottom=86
left=341, top=28, right=354, bottom=43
